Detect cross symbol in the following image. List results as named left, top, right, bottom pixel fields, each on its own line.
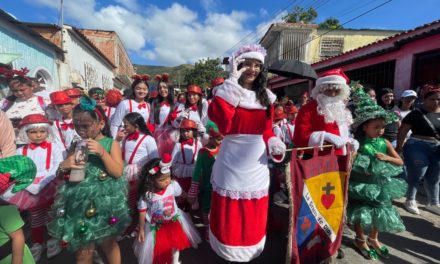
left=322, top=182, right=335, bottom=195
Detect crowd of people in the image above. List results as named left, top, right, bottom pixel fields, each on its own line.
left=0, top=43, right=438, bottom=264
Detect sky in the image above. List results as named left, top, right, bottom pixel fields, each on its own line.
left=2, top=0, right=439, bottom=66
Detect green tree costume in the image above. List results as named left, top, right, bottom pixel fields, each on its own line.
left=48, top=137, right=130, bottom=251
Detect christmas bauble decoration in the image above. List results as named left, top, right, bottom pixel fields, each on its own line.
left=79, top=223, right=88, bottom=234
left=56, top=208, right=66, bottom=217
left=98, top=171, right=108, bottom=180
left=85, top=201, right=97, bottom=218
left=108, top=216, right=119, bottom=225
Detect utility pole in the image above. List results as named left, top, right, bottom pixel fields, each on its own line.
left=60, top=0, right=64, bottom=51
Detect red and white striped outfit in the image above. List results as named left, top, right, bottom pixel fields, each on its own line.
left=207, top=79, right=284, bottom=262
left=110, top=99, right=151, bottom=138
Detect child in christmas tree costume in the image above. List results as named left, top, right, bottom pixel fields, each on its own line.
left=348, top=85, right=407, bottom=260
left=8, top=114, right=63, bottom=261
left=0, top=155, right=37, bottom=264
left=187, top=121, right=223, bottom=240
left=134, top=154, right=200, bottom=264
left=48, top=97, right=130, bottom=264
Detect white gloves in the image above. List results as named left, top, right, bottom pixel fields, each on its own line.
left=323, top=132, right=346, bottom=148
left=268, top=137, right=286, bottom=163
left=229, top=55, right=247, bottom=83
left=349, top=138, right=360, bottom=152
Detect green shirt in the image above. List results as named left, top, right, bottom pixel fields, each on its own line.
left=0, top=205, right=35, bottom=264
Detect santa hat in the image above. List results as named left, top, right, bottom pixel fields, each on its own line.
left=234, top=44, right=267, bottom=64
left=50, top=91, right=72, bottom=105
left=0, top=155, right=36, bottom=195
left=149, top=153, right=172, bottom=175
left=312, top=68, right=350, bottom=99
left=180, top=118, right=197, bottom=130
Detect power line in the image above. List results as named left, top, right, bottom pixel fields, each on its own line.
left=277, top=0, right=393, bottom=59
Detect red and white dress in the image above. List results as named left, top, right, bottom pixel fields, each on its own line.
left=133, top=180, right=200, bottom=264
left=110, top=99, right=151, bottom=138
left=293, top=100, right=351, bottom=156
left=52, top=118, right=79, bottom=154
left=8, top=141, right=63, bottom=210
left=150, top=100, right=177, bottom=156
left=207, top=79, right=284, bottom=262
left=171, top=139, right=203, bottom=193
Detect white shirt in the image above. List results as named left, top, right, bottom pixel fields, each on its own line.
left=149, top=102, right=171, bottom=129
left=171, top=140, right=203, bottom=178
left=110, top=99, right=151, bottom=137
left=171, top=100, right=209, bottom=133
left=281, top=122, right=295, bottom=145
left=2, top=95, right=48, bottom=120
left=52, top=118, right=80, bottom=153
left=17, top=142, right=63, bottom=194
left=122, top=134, right=159, bottom=166
left=103, top=107, right=116, bottom=125
left=137, top=180, right=182, bottom=224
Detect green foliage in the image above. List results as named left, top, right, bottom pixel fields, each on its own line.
left=183, top=58, right=226, bottom=89
left=318, top=17, right=343, bottom=29
left=283, top=6, right=318, bottom=24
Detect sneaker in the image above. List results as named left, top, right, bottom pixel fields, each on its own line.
left=404, top=200, right=420, bottom=215
left=30, top=243, right=44, bottom=262
left=46, top=238, right=62, bottom=258
left=425, top=203, right=440, bottom=215
left=93, top=250, right=105, bottom=264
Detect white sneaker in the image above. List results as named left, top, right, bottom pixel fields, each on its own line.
left=30, top=243, right=44, bottom=262
left=404, top=200, right=420, bottom=215
left=46, top=238, right=62, bottom=258
left=425, top=203, right=440, bottom=215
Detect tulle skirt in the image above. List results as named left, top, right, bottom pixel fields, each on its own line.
left=8, top=179, right=61, bottom=211
left=133, top=210, right=201, bottom=264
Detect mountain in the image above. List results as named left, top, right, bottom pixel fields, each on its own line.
left=133, top=64, right=194, bottom=89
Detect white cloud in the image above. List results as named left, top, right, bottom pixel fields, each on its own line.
left=200, top=0, right=220, bottom=12
left=259, top=8, right=268, bottom=18
left=31, top=0, right=254, bottom=65
left=114, top=0, right=139, bottom=11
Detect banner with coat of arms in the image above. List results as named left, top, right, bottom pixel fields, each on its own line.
left=286, top=147, right=351, bottom=264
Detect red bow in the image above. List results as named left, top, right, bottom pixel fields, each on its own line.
left=60, top=123, right=74, bottom=130
left=138, top=103, right=147, bottom=109
left=0, top=172, right=12, bottom=193
left=126, top=132, right=140, bottom=141
left=29, top=141, right=49, bottom=150
left=160, top=101, right=170, bottom=107
left=190, top=105, right=198, bottom=111
left=182, top=138, right=194, bottom=146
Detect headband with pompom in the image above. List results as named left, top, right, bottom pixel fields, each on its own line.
left=155, top=73, right=170, bottom=83
left=148, top=153, right=172, bottom=175
left=0, top=67, right=30, bottom=79
left=131, top=74, right=150, bottom=82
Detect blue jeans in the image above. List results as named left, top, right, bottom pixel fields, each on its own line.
left=404, top=138, right=440, bottom=204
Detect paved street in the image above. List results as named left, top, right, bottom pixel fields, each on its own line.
left=33, top=194, right=439, bottom=264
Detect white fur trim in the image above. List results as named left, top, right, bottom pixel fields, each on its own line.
left=215, top=80, right=245, bottom=107
left=316, top=75, right=347, bottom=86
left=215, top=80, right=276, bottom=110
left=308, top=131, right=326, bottom=148
left=209, top=229, right=266, bottom=262
left=212, top=184, right=268, bottom=200
left=268, top=137, right=286, bottom=163
left=238, top=51, right=265, bottom=64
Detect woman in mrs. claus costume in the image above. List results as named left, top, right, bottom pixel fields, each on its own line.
left=207, top=44, right=286, bottom=262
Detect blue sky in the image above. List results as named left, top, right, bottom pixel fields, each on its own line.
left=2, top=0, right=439, bottom=66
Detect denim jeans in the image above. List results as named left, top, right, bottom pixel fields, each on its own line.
left=404, top=138, right=440, bottom=204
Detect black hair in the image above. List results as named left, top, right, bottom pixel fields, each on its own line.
left=354, top=117, right=386, bottom=142
left=88, top=87, right=105, bottom=97
left=138, top=158, right=162, bottom=200
left=185, top=89, right=203, bottom=118
left=153, top=81, right=174, bottom=125
left=378, top=88, right=395, bottom=110
left=179, top=128, right=198, bottom=142
left=397, top=96, right=416, bottom=110
left=8, top=76, right=33, bottom=87
left=123, top=88, right=132, bottom=98
left=123, top=112, right=152, bottom=136
left=73, top=104, right=111, bottom=137
left=238, top=67, right=271, bottom=116
left=362, top=84, right=375, bottom=94
left=206, top=88, right=214, bottom=101
left=130, top=79, right=149, bottom=100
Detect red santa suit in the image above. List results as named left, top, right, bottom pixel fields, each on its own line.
left=207, top=79, right=285, bottom=262
left=110, top=99, right=151, bottom=137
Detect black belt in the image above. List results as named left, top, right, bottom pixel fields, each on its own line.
left=0, top=240, right=12, bottom=261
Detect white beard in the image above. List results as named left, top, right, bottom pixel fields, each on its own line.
left=316, top=93, right=353, bottom=125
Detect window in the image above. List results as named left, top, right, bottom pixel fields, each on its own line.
left=320, top=38, right=344, bottom=59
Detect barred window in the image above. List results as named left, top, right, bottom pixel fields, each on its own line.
left=320, top=38, right=344, bottom=59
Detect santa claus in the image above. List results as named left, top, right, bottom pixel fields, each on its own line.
left=293, top=68, right=358, bottom=155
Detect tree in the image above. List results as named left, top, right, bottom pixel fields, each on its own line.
left=318, top=17, right=343, bottom=29
left=183, top=58, right=226, bottom=89
left=283, top=6, right=318, bottom=24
